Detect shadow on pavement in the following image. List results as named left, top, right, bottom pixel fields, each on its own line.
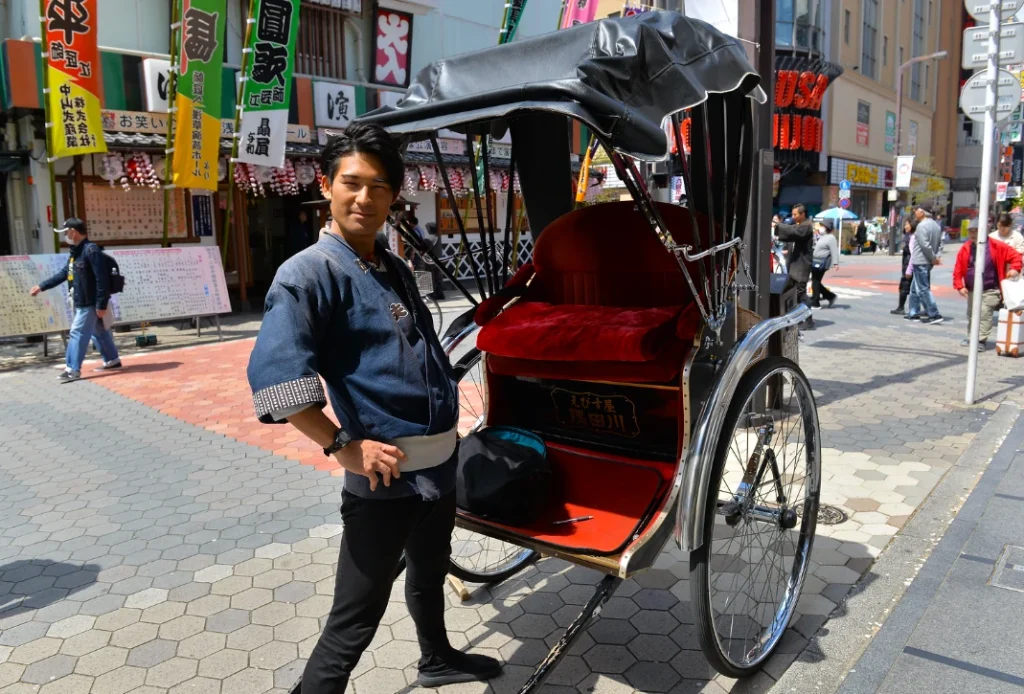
left=0, top=560, right=101, bottom=615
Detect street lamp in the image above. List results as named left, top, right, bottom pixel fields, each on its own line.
left=892, top=50, right=948, bottom=246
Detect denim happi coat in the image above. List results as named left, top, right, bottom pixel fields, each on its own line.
left=247, top=232, right=459, bottom=499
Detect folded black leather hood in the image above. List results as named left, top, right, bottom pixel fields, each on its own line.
left=357, top=10, right=765, bottom=160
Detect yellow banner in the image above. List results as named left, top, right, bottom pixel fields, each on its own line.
left=48, top=68, right=107, bottom=159
left=172, top=94, right=221, bottom=191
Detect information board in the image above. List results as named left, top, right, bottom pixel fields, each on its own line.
left=83, top=183, right=189, bottom=242
left=0, top=246, right=231, bottom=339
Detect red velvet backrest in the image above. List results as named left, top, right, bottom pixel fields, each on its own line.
left=526, top=201, right=702, bottom=308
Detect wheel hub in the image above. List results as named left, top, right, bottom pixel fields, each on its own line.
left=779, top=508, right=799, bottom=530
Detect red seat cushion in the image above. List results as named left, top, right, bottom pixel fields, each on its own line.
left=478, top=302, right=684, bottom=362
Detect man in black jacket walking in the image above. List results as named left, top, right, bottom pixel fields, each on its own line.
left=30, top=218, right=120, bottom=382
left=773, top=203, right=816, bottom=330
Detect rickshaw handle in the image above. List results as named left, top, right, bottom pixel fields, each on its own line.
left=675, top=302, right=811, bottom=554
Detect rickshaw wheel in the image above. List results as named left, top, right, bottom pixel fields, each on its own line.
left=449, top=348, right=540, bottom=584
left=691, top=357, right=820, bottom=677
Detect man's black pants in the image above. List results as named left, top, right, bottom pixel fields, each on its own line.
left=301, top=490, right=456, bottom=694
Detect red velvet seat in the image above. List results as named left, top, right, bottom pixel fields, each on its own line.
left=477, top=201, right=701, bottom=382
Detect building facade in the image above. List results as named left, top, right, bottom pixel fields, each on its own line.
left=821, top=0, right=958, bottom=224
left=0, top=0, right=562, bottom=300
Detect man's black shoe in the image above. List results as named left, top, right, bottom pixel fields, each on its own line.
left=417, top=649, right=502, bottom=687
left=903, top=313, right=920, bottom=320
left=890, top=308, right=904, bottom=315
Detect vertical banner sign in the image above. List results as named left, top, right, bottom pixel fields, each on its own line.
left=237, top=0, right=300, bottom=168
left=500, top=0, right=529, bottom=44
left=885, top=111, right=896, bottom=153
left=1012, top=144, right=1024, bottom=186
left=560, top=0, right=598, bottom=29
left=45, top=0, right=107, bottom=158
left=172, top=0, right=226, bottom=191
left=373, top=8, right=413, bottom=88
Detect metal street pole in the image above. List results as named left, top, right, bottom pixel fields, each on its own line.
left=966, top=3, right=1001, bottom=405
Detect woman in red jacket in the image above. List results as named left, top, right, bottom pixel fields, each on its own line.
left=953, top=227, right=1023, bottom=351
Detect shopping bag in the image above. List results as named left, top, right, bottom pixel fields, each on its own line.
left=1002, top=277, right=1024, bottom=312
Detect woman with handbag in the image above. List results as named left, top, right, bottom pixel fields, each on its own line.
left=810, top=219, right=840, bottom=309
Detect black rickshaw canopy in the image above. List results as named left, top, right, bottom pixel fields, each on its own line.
left=358, top=11, right=765, bottom=160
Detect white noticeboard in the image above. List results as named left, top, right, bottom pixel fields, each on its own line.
left=0, top=246, right=232, bottom=339
left=959, top=68, right=1023, bottom=123
left=962, top=23, right=1024, bottom=68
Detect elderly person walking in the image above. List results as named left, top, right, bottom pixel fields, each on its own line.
left=810, top=219, right=840, bottom=309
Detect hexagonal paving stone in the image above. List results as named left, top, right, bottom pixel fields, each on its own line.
left=74, top=646, right=128, bottom=676
left=168, top=675, right=221, bottom=694
left=93, top=609, right=141, bottom=633
left=509, top=614, right=557, bottom=640
left=0, top=662, right=25, bottom=688
left=9, top=638, right=62, bottom=665
left=251, top=641, right=298, bottom=670
left=144, top=656, right=198, bottom=688
left=582, top=644, right=635, bottom=674
left=253, top=570, right=294, bottom=590
left=351, top=665, right=406, bottom=694
left=227, top=625, right=274, bottom=651
left=47, top=615, right=96, bottom=638
left=197, top=648, right=248, bottom=679
left=588, top=618, right=637, bottom=645
left=211, top=576, right=253, bottom=596
left=92, top=665, right=146, bottom=694
left=275, top=617, right=320, bottom=643
left=126, top=639, right=176, bottom=668
left=231, top=588, right=274, bottom=611
left=177, top=632, right=227, bottom=660
left=22, top=654, right=77, bottom=684
left=158, top=616, right=205, bottom=642
left=193, top=565, right=233, bottom=584
left=274, top=581, right=315, bottom=605
left=206, top=609, right=251, bottom=634
left=624, top=661, right=681, bottom=692
left=274, top=659, right=305, bottom=689
left=141, top=601, right=187, bottom=624
left=123, top=589, right=168, bottom=610
left=629, top=609, right=678, bottom=636
left=627, top=634, right=679, bottom=663
left=109, top=622, right=159, bottom=649
left=222, top=666, right=274, bottom=694
left=185, top=594, right=231, bottom=618
left=253, top=601, right=298, bottom=626
left=38, top=673, right=93, bottom=694
left=60, top=629, right=111, bottom=656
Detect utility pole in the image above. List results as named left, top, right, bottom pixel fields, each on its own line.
left=966, top=2, right=1002, bottom=404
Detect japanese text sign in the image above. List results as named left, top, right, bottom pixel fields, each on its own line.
left=237, top=0, right=300, bottom=167
left=313, top=81, right=356, bottom=128
left=45, top=0, right=107, bottom=158
left=373, top=8, right=412, bottom=88
left=172, top=0, right=226, bottom=191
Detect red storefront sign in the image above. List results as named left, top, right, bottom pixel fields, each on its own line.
left=773, top=68, right=831, bottom=153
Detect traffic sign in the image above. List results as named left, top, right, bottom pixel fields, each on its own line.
left=838, top=189, right=851, bottom=200
left=963, top=22, right=1024, bottom=68
left=839, top=198, right=851, bottom=209
left=965, top=0, right=1021, bottom=22
left=959, top=68, right=1023, bottom=122
left=839, top=180, right=851, bottom=191
left=997, top=181, right=1010, bottom=200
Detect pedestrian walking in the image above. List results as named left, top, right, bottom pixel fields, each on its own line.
left=891, top=217, right=917, bottom=315
left=773, top=203, right=816, bottom=330
left=905, top=203, right=945, bottom=325
left=953, top=226, right=1022, bottom=351
left=810, top=218, right=839, bottom=309
left=29, top=218, right=121, bottom=382
left=994, top=213, right=1024, bottom=256
left=246, top=123, right=500, bottom=694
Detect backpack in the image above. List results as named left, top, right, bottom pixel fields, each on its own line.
left=99, top=250, right=125, bottom=295
left=457, top=427, right=550, bottom=525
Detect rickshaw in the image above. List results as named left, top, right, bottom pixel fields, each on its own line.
left=358, top=11, right=821, bottom=688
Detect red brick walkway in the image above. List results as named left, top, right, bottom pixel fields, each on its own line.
left=87, top=339, right=483, bottom=475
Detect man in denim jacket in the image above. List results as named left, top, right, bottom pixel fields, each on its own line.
left=247, top=123, right=500, bottom=693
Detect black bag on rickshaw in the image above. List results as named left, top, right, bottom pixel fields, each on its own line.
left=457, top=427, right=550, bottom=525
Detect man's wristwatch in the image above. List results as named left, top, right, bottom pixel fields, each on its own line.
left=323, top=428, right=352, bottom=457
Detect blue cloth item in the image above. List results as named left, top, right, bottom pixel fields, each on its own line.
left=486, top=427, right=546, bottom=456
left=66, top=307, right=118, bottom=373
left=247, top=233, right=460, bottom=500
left=907, top=264, right=940, bottom=319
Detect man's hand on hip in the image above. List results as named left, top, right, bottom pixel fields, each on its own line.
left=334, top=440, right=406, bottom=491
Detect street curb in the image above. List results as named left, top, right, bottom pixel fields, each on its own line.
left=768, top=401, right=1022, bottom=694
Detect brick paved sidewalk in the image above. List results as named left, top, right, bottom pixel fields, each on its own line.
left=0, top=285, right=1021, bottom=694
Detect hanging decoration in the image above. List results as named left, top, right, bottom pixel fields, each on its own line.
left=294, top=159, right=317, bottom=187
left=403, top=167, right=418, bottom=195
left=99, top=153, right=125, bottom=184
left=124, top=152, right=160, bottom=191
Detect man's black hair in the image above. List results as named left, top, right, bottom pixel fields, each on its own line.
left=320, top=122, right=404, bottom=193
left=791, top=203, right=807, bottom=217
left=409, top=215, right=419, bottom=225
left=999, top=213, right=1013, bottom=227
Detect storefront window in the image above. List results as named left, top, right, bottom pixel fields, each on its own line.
left=776, top=0, right=824, bottom=53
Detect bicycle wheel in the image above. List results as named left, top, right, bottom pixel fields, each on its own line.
left=425, top=296, right=444, bottom=336
left=449, top=348, right=539, bottom=584
left=692, top=356, right=820, bottom=677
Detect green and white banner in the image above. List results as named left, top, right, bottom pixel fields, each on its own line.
left=237, top=0, right=300, bottom=167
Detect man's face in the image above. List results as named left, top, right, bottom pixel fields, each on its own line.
left=998, top=222, right=1011, bottom=235
left=914, top=208, right=925, bottom=221
left=791, top=207, right=804, bottom=223
left=320, top=152, right=397, bottom=242
left=64, top=229, right=83, bottom=246
left=969, top=229, right=979, bottom=244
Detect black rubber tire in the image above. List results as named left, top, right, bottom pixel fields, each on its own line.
left=446, top=347, right=540, bottom=585
left=691, top=356, right=820, bottom=678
